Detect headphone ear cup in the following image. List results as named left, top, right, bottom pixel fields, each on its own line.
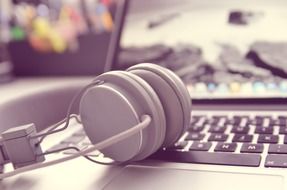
left=80, top=71, right=165, bottom=162
left=120, top=72, right=166, bottom=160
left=127, top=63, right=191, bottom=147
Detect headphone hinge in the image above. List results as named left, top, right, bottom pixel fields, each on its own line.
left=1, top=124, right=45, bottom=169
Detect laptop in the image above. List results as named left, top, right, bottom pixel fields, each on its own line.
left=2, top=0, right=287, bottom=189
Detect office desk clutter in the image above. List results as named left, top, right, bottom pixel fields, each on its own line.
left=2, top=0, right=115, bottom=53
left=0, top=0, right=119, bottom=76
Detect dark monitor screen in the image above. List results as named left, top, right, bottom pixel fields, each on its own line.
left=115, top=0, right=287, bottom=100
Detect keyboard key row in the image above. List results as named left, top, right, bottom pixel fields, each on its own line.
left=170, top=142, right=287, bottom=154
left=155, top=115, right=287, bottom=168
left=191, top=124, right=287, bottom=135
left=185, top=133, right=282, bottom=144
left=190, top=126, right=287, bottom=135
left=192, top=115, right=287, bottom=120
left=159, top=145, right=287, bottom=168
left=157, top=144, right=287, bottom=168
left=190, top=115, right=287, bottom=128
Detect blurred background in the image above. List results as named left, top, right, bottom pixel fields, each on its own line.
left=0, top=0, right=117, bottom=79
left=117, top=0, right=287, bottom=98
left=1, top=0, right=287, bottom=99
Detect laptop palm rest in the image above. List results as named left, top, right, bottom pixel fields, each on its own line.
left=103, top=165, right=284, bottom=190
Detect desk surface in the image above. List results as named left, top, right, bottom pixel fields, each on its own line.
left=0, top=77, right=93, bottom=103
left=0, top=77, right=93, bottom=132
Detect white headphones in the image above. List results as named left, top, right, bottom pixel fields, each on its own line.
left=0, top=63, right=191, bottom=178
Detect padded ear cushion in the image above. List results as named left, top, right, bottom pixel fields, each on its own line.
left=119, top=72, right=166, bottom=160
left=127, top=63, right=191, bottom=147
left=79, top=71, right=165, bottom=162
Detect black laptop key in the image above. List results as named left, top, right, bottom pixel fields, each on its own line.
left=190, top=116, right=207, bottom=127
left=241, top=143, right=263, bottom=153
left=189, top=141, right=212, bottom=151
left=188, top=125, right=205, bottom=132
left=225, top=118, right=240, bottom=125
left=265, top=155, right=287, bottom=168
left=205, top=117, right=220, bottom=125
left=257, top=135, right=278, bottom=144
left=170, top=141, right=188, bottom=150
left=208, top=133, right=228, bottom=142
left=232, top=134, right=253, bottom=142
left=268, top=144, right=287, bottom=154
left=279, top=128, right=287, bottom=134
left=208, top=126, right=226, bottom=133
left=269, top=119, right=279, bottom=127
left=214, top=143, right=237, bottom=152
left=279, top=117, right=287, bottom=124
left=190, top=117, right=200, bottom=126
left=151, top=151, right=261, bottom=167
left=270, top=118, right=287, bottom=127
left=255, top=126, right=273, bottom=134
left=231, top=126, right=249, bottom=134
left=248, top=117, right=263, bottom=125
left=207, top=117, right=221, bottom=125
left=185, top=133, right=205, bottom=141
left=255, top=117, right=264, bottom=125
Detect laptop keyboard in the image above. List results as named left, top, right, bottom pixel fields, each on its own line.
left=152, top=114, right=287, bottom=168
left=48, top=113, right=287, bottom=168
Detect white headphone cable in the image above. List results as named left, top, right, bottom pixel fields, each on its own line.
left=31, top=80, right=103, bottom=143
left=0, top=115, right=151, bottom=179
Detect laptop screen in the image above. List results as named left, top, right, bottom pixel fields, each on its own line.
left=114, top=0, right=287, bottom=100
